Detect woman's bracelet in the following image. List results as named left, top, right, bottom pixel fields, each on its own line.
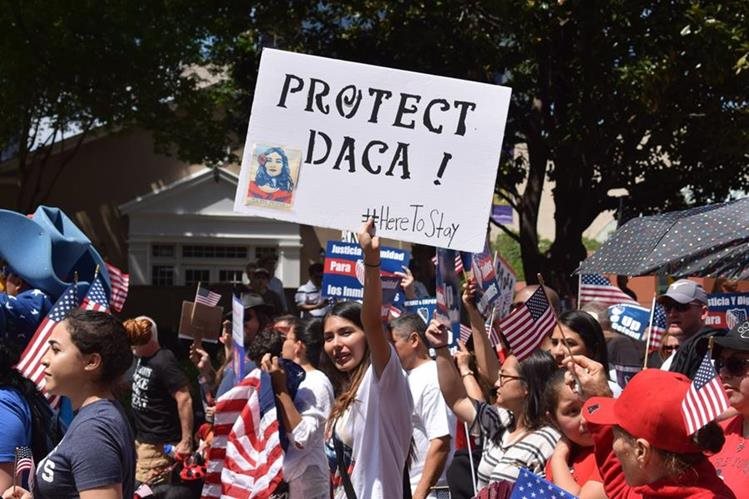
left=364, top=260, right=381, bottom=268
left=461, top=370, right=475, bottom=379
left=432, top=344, right=449, bottom=351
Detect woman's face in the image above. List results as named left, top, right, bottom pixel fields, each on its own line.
left=494, top=355, right=527, bottom=410
left=659, top=335, right=680, bottom=360
left=41, top=321, right=88, bottom=396
left=323, top=315, right=367, bottom=373
left=243, top=308, right=260, bottom=341
left=718, top=348, right=749, bottom=414
left=264, top=152, right=284, bottom=177
left=553, top=383, right=593, bottom=447
left=547, top=324, right=589, bottom=366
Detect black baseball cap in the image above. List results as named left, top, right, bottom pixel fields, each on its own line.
left=713, top=320, right=749, bottom=353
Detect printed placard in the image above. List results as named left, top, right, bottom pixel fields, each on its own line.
left=233, top=49, right=512, bottom=252
left=321, top=240, right=410, bottom=306
left=707, top=293, right=749, bottom=329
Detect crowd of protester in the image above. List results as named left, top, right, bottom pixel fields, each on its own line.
left=1, top=219, right=748, bottom=498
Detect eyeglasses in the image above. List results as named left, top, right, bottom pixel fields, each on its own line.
left=662, top=301, right=701, bottom=313
left=498, top=372, right=525, bottom=386
left=715, top=357, right=749, bottom=378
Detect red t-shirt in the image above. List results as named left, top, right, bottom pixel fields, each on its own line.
left=709, top=415, right=749, bottom=496
left=545, top=445, right=597, bottom=488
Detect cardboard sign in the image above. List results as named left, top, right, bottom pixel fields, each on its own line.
left=404, top=298, right=437, bottom=325
left=608, top=303, right=651, bottom=342
left=707, top=293, right=749, bottom=329
left=495, top=255, right=517, bottom=320
left=321, top=240, right=410, bottom=306
left=178, top=301, right=223, bottom=343
left=233, top=49, right=512, bottom=252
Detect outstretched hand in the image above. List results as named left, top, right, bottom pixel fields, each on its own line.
left=562, top=354, right=612, bottom=399
left=357, top=218, right=380, bottom=262
left=455, top=341, right=472, bottom=372
left=461, top=278, right=478, bottom=310
left=394, top=265, right=416, bottom=299
left=425, top=318, right=450, bottom=349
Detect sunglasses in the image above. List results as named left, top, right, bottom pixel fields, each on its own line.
left=661, top=345, right=678, bottom=354
left=662, top=301, right=701, bottom=313
left=715, top=357, right=749, bottom=378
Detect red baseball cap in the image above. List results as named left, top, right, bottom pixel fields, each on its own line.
left=583, top=369, right=701, bottom=454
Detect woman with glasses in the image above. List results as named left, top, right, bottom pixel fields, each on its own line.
left=708, top=320, right=749, bottom=495
left=426, top=320, right=560, bottom=488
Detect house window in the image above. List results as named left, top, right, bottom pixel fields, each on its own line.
left=185, top=269, right=210, bottom=287
left=152, top=244, right=175, bottom=257
left=255, top=246, right=278, bottom=261
left=182, top=245, right=248, bottom=259
left=152, top=265, right=175, bottom=286
left=219, top=269, right=244, bottom=283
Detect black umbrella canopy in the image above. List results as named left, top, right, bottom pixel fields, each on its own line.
left=577, top=197, right=749, bottom=279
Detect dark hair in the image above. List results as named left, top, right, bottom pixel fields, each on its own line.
left=389, top=313, right=427, bottom=343
left=245, top=306, right=272, bottom=339
left=308, top=263, right=324, bottom=276
left=66, top=309, right=133, bottom=386
left=541, top=368, right=568, bottom=422
left=246, top=328, right=283, bottom=363
left=558, top=310, right=610, bottom=375
left=295, top=318, right=325, bottom=369
left=325, top=301, right=364, bottom=330
left=516, top=349, right=560, bottom=431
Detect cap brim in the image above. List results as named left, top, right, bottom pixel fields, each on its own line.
left=713, top=335, right=749, bottom=352
left=657, top=292, right=693, bottom=305
left=583, top=396, right=620, bottom=426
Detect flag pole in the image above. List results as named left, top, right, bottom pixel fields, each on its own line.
left=536, top=273, right=585, bottom=390
left=464, top=422, right=477, bottom=496
left=191, top=281, right=201, bottom=323
left=577, top=273, right=582, bottom=309
left=643, top=294, right=657, bottom=370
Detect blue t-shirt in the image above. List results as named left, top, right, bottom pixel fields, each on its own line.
left=0, top=388, right=32, bottom=462
left=35, top=399, right=135, bottom=498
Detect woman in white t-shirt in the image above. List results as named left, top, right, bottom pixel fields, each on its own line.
left=260, top=318, right=335, bottom=499
left=322, top=219, right=413, bottom=499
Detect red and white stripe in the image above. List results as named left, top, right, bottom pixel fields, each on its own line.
left=681, top=354, right=730, bottom=435
left=202, top=369, right=283, bottom=499
left=105, top=263, right=129, bottom=312
left=498, top=287, right=555, bottom=361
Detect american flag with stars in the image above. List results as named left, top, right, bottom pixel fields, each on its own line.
left=498, top=286, right=555, bottom=361
left=14, top=446, right=34, bottom=477
left=647, top=302, right=668, bottom=352
left=510, top=468, right=576, bottom=499
left=578, top=273, right=638, bottom=307
left=16, top=284, right=80, bottom=407
left=195, top=285, right=221, bottom=307
left=81, top=276, right=109, bottom=313
left=681, top=352, right=730, bottom=435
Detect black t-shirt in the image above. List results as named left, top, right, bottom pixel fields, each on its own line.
left=131, top=348, right=189, bottom=443
left=35, top=399, right=135, bottom=498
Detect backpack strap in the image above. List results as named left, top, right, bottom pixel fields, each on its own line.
left=333, top=432, right=357, bottom=499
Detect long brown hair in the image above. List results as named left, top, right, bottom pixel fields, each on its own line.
left=321, top=301, right=371, bottom=426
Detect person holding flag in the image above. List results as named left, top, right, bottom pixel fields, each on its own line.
left=708, top=319, right=749, bottom=495
left=567, top=355, right=735, bottom=498
left=425, top=318, right=560, bottom=489
left=2, top=310, right=136, bottom=499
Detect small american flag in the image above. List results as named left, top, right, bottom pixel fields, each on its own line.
left=498, top=286, right=555, bottom=361
left=202, top=369, right=283, bottom=498
left=459, top=323, right=472, bottom=343
left=454, top=253, right=466, bottom=274
left=486, top=313, right=502, bottom=347
left=195, top=285, right=221, bottom=307
left=105, top=263, right=129, bottom=312
left=81, top=276, right=109, bottom=313
left=648, top=303, right=667, bottom=352
left=16, top=284, right=80, bottom=407
left=681, top=353, right=730, bottom=435
left=510, top=468, right=576, bottom=499
left=14, top=446, right=34, bottom=476
left=579, top=274, right=638, bottom=307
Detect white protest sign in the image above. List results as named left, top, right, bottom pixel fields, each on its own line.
left=233, top=49, right=512, bottom=252
left=495, top=254, right=517, bottom=320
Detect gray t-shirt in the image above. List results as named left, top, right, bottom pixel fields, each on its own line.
left=35, top=399, right=135, bottom=498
